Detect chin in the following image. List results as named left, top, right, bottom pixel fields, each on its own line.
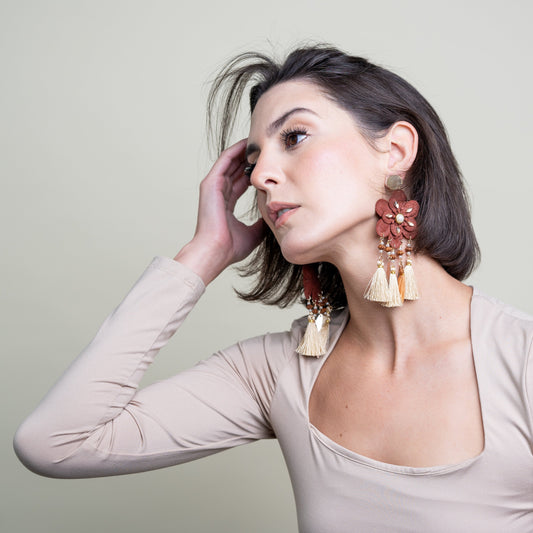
left=278, top=236, right=328, bottom=266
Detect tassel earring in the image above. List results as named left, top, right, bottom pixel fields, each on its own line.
left=383, top=247, right=403, bottom=307
left=296, top=264, right=332, bottom=357
left=364, top=185, right=420, bottom=307
left=364, top=237, right=390, bottom=303
left=403, top=239, right=419, bottom=300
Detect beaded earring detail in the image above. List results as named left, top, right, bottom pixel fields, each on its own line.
left=296, top=264, right=332, bottom=357
left=364, top=188, right=420, bottom=307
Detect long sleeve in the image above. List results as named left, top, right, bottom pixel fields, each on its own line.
left=13, top=256, right=284, bottom=478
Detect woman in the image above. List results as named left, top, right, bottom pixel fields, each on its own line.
left=14, top=45, right=533, bottom=531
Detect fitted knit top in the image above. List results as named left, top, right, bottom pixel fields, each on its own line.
left=14, top=257, right=533, bottom=532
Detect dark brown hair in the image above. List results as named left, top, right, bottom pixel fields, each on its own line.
left=207, top=44, right=480, bottom=309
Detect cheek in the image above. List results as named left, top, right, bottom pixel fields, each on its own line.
left=305, top=137, right=361, bottom=179
left=302, top=147, right=338, bottom=174
left=301, top=150, right=359, bottom=204
left=304, top=143, right=380, bottom=205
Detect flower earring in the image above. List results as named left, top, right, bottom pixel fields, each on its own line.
left=364, top=177, right=420, bottom=307
left=296, top=264, right=332, bottom=357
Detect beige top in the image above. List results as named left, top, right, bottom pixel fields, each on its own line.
left=14, top=256, right=533, bottom=532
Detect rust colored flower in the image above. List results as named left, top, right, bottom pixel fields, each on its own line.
left=375, top=190, right=419, bottom=249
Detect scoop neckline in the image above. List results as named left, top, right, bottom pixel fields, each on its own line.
left=305, top=288, right=487, bottom=476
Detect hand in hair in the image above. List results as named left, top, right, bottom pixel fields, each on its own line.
left=174, top=138, right=265, bottom=285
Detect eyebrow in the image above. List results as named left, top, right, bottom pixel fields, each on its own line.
left=245, top=107, right=318, bottom=159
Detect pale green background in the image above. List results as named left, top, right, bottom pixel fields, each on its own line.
left=3, top=1, right=532, bottom=532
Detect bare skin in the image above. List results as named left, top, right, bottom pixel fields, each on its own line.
left=175, top=80, right=484, bottom=468
left=309, top=257, right=483, bottom=467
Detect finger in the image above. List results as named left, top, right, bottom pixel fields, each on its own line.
left=201, top=139, right=248, bottom=205
left=219, top=160, right=246, bottom=201
left=226, top=158, right=247, bottom=181
left=209, top=138, right=248, bottom=176
left=224, top=157, right=249, bottom=195
left=226, top=141, right=249, bottom=178
left=227, top=171, right=252, bottom=210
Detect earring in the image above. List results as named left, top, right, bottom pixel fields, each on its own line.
left=403, top=239, right=419, bottom=300
left=363, top=237, right=390, bottom=303
left=385, top=174, right=403, bottom=191
left=364, top=188, right=420, bottom=307
left=296, top=264, right=332, bottom=357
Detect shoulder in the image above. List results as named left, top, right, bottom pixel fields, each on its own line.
left=200, top=316, right=303, bottom=408
left=471, top=288, right=533, bottom=349
left=471, top=288, right=533, bottom=403
left=471, top=290, right=533, bottom=435
left=472, top=288, right=533, bottom=323
left=210, top=308, right=348, bottom=395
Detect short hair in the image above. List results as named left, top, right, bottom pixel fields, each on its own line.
left=207, top=44, right=480, bottom=309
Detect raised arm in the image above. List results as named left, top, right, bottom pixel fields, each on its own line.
left=13, top=141, right=281, bottom=478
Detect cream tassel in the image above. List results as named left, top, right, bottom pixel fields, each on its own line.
left=318, top=314, right=330, bottom=350
left=403, top=259, right=419, bottom=300
left=364, top=260, right=390, bottom=302
left=383, top=266, right=403, bottom=308
left=297, top=272, right=332, bottom=357
left=296, top=315, right=329, bottom=357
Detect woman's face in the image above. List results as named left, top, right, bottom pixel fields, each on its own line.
left=246, top=80, right=387, bottom=266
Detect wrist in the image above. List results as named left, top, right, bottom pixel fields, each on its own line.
left=173, top=239, right=230, bottom=285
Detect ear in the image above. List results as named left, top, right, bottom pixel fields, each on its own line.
left=384, top=121, right=418, bottom=177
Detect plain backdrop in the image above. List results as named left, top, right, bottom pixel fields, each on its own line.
left=3, top=1, right=532, bottom=532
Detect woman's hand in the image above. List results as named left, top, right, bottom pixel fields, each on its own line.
left=174, top=139, right=265, bottom=285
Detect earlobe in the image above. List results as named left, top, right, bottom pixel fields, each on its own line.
left=386, top=121, right=418, bottom=178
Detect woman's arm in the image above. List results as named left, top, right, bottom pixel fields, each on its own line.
left=14, top=257, right=279, bottom=478
left=14, top=140, right=275, bottom=478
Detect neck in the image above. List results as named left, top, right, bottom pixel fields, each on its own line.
left=331, top=251, right=473, bottom=371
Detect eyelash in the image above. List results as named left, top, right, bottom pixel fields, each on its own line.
left=280, top=126, right=309, bottom=149
left=244, top=126, right=310, bottom=178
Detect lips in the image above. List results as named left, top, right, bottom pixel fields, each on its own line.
left=266, top=202, right=300, bottom=228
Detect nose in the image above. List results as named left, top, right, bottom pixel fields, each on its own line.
left=249, top=153, right=284, bottom=191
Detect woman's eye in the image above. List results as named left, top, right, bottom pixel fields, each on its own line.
left=282, top=129, right=308, bottom=149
